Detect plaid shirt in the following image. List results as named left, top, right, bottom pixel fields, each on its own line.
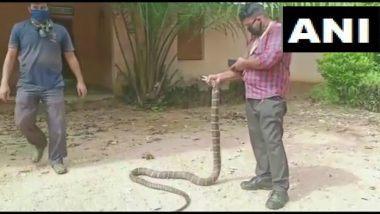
left=242, top=22, right=292, bottom=100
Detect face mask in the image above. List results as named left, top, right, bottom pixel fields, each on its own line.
left=31, top=9, right=49, bottom=22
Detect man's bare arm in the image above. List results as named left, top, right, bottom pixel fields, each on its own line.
left=219, top=69, right=243, bottom=82
left=64, top=51, right=85, bottom=83
left=1, top=48, right=18, bottom=86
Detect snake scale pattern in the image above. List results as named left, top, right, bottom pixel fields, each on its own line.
left=129, top=86, right=221, bottom=211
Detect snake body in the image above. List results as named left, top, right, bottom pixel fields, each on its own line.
left=129, top=86, right=221, bottom=211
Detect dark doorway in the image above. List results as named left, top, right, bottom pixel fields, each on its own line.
left=51, top=16, right=76, bottom=81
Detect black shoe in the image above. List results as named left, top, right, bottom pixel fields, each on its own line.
left=32, top=145, right=46, bottom=163
left=265, top=190, right=289, bottom=210
left=240, top=176, right=272, bottom=190
left=51, top=160, right=68, bottom=175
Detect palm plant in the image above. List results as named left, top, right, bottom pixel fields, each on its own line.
left=112, top=3, right=243, bottom=107
left=113, top=2, right=380, bottom=107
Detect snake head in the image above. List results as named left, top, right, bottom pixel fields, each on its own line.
left=201, top=75, right=210, bottom=83
left=201, top=75, right=220, bottom=89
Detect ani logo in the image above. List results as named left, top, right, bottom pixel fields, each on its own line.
left=282, top=6, right=380, bottom=52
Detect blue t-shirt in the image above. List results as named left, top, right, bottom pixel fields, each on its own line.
left=9, top=19, right=74, bottom=89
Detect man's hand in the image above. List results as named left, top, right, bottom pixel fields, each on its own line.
left=0, top=83, right=10, bottom=103
left=76, top=81, right=87, bottom=97
left=201, top=74, right=221, bottom=87
left=230, top=57, right=248, bottom=71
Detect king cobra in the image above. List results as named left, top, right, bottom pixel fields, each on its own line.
left=129, top=81, right=221, bottom=211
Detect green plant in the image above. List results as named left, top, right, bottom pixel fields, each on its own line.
left=315, top=52, right=380, bottom=112
left=317, top=53, right=377, bottom=100
left=112, top=2, right=380, bottom=109
left=163, top=83, right=208, bottom=108
left=309, top=83, right=340, bottom=104
left=112, top=3, right=243, bottom=108
left=356, top=71, right=380, bottom=111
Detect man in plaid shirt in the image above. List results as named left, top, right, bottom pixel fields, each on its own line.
left=203, top=3, right=291, bottom=210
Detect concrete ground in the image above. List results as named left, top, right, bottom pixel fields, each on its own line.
left=0, top=82, right=379, bottom=211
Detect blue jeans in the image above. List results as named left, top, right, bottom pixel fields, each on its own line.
left=14, top=87, right=66, bottom=163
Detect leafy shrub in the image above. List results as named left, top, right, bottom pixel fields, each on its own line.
left=314, top=53, right=380, bottom=112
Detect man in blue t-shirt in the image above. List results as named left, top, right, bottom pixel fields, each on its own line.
left=0, top=3, right=87, bottom=174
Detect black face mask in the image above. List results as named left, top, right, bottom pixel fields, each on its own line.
left=247, top=19, right=263, bottom=36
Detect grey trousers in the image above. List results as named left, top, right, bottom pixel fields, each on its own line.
left=14, top=87, right=67, bottom=163
left=245, top=97, right=289, bottom=192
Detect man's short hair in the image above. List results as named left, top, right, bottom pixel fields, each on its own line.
left=239, top=3, right=265, bottom=21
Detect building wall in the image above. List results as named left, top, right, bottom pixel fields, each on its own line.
left=177, top=28, right=324, bottom=83
left=111, top=14, right=133, bottom=95
left=1, top=3, right=324, bottom=96
left=68, top=3, right=113, bottom=90
left=0, top=3, right=113, bottom=91
left=111, top=20, right=325, bottom=97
